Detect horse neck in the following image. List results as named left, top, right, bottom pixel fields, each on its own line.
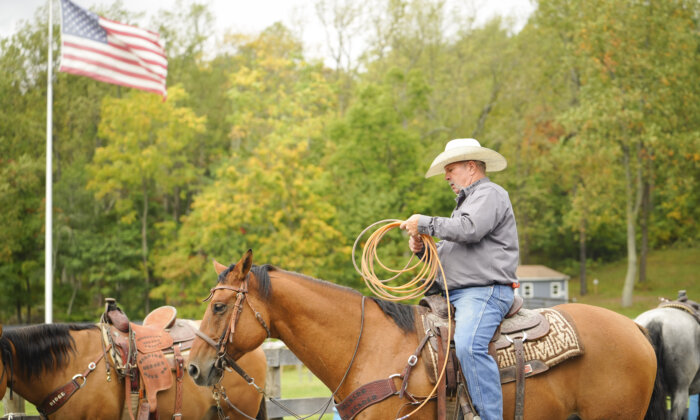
left=6, top=326, right=103, bottom=405
left=260, top=271, right=414, bottom=391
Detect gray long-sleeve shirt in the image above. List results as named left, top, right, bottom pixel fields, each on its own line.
left=417, top=177, right=519, bottom=290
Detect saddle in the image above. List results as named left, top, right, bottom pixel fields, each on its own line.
left=102, top=298, right=196, bottom=420
left=418, top=294, right=583, bottom=420
left=659, top=290, right=700, bottom=324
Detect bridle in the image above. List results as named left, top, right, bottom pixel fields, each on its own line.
left=194, top=266, right=368, bottom=420
left=194, top=272, right=271, bottom=374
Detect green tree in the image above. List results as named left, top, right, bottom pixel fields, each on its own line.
left=88, top=86, right=205, bottom=313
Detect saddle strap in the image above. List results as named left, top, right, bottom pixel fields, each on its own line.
left=514, top=338, right=525, bottom=420
left=399, top=330, right=432, bottom=399
left=335, top=378, right=398, bottom=420
left=172, top=345, right=185, bottom=419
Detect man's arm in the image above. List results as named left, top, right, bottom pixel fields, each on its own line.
left=417, top=187, right=505, bottom=243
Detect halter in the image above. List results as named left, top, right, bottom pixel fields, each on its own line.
left=195, top=273, right=271, bottom=374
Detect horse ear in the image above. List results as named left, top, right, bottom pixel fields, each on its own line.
left=213, top=259, right=228, bottom=275
left=234, top=249, right=254, bottom=278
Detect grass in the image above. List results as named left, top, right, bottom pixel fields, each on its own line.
left=566, top=247, right=700, bottom=318
left=280, top=365, right=335, bottom=420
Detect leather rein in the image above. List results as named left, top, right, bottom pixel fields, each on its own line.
left=195, top=274, right=367, bottom=419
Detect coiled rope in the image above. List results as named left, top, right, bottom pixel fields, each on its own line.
left=353, top=219, right=452, bottom=419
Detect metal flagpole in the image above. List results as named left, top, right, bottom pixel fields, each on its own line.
left=45, top=0, right=53, bottom=324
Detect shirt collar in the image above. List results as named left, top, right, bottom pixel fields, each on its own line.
left=456, top=177, right=490, bottom=202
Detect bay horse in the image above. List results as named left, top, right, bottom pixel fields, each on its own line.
left=188, top=249, right=664, bottom=419
left=0, top=321, right=267, bottom=419
left=636, top=303, right=700, bottom=420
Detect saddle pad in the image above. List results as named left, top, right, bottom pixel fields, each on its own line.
left=137, top=351, right=173, bottom=413
left=496, top=308, right=583, bottom=370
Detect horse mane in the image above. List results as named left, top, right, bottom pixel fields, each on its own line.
left=218, top=263, right=274, bottom=299
left=225, top=263, right=416, bottom=333
left=0, top=323, right=98, bottom=380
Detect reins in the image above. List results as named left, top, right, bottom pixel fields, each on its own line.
left=352, top=219, right=452, bottom=419
left=198, top=273, right=368, bottom=420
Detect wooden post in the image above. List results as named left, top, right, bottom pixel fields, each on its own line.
left=2, top=394, right=26, bottom=415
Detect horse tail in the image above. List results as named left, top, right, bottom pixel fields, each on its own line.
left=255, top=397, right=268, bottom=420
left=639, top=322, right=667, bottom=420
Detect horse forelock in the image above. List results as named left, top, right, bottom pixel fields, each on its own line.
left=0, top=323, right=97, bottom=380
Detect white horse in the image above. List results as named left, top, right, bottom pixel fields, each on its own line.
left=636, top=295, right=700, bottom=420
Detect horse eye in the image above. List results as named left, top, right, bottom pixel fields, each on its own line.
left=212, top=303, right=227, bottom=314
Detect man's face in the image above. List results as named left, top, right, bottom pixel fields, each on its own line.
left=444, top=161, right=472, bottom=194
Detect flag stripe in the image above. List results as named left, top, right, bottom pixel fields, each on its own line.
left=100, top=17, right=161, bottom=42
left=61, top=53, right=164, bottom=84
left=63, top=37, right=166, bottom=74
left=106, top=34, right=167, bottom=60
left=59, top=0, right=167, bottom=98
left=60, top=59, right=166, bottom=95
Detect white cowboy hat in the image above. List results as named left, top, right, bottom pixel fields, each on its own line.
left=425, top=138, right=507, bottom=178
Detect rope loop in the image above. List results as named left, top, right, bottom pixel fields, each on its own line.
left=353, top=219, right=452, bottom=419
left=352, top=219, right=440, bottom=301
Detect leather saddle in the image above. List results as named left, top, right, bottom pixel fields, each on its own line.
left=659, top=290, right=700, bottom=324
left=102, top=298, right=196, bottom=420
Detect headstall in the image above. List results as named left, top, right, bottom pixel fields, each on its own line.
left=195, top=274, right=271, bottom=374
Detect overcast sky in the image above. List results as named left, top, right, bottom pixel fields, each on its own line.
left=0, top=0, right=536, bottom=62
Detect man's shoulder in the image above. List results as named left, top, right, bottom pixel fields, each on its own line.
left=475, top=179, right=508, bottom=196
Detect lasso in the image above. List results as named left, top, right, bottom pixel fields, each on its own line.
left=353, top=219, right=452, bottom=419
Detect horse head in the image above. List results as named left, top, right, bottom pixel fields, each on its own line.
left=188, top=249, right=272, bottom=386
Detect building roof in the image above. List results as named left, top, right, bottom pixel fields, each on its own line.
left=516, top=265, right=570, bottom=281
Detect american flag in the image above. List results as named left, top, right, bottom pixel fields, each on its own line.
left=59, top=0, right=167, bottom=98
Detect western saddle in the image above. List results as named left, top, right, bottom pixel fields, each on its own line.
left=101, top=298, right=197, bottom=420
left=418, top=294, right=551, bottom=420
left=659, top=290, right=700, bottom=324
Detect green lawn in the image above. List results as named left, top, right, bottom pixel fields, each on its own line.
left=280, top=365, right=335, bottom=419
left=566, top=247, right=700, bottom=318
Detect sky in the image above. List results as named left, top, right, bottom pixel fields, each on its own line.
left=0, top=0, right=537, bottom=62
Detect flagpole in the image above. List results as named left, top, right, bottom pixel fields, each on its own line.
left=45, top=0, right=53, bottom=324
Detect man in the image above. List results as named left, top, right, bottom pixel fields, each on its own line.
left=400, top=138, right=519, bottom=420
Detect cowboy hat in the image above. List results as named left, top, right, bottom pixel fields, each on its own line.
left=425, top=138, right=507, bottom=178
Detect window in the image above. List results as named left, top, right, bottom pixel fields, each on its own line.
left=550, top=282, right=562, bottom=298
left=521, top=282, right=534, bottom=298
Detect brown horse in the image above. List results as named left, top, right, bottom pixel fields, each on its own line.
left=188, top=250, right=664, bottom=420
left=0, top=322, right=267, bottom=419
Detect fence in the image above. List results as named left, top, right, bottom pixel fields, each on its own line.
left=1, top=340, right=333, bottom=420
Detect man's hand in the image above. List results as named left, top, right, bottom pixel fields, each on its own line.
left=408, top=235, right=424, bottom=253
left=400, top=214, right=421, bottom=237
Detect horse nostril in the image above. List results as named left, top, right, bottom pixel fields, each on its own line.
left=188, top=363, right=199, bottom=379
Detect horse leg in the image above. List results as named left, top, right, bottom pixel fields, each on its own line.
left=671, top=389, right=690, bottom=420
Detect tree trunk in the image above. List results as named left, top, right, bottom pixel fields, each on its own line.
left=639, top=179, right=651, bottom=283
left=621, top=143, right=643, bottom=307
left=579, top=218, right=587, bottom=296
left=142, top=182, right=150, bottom=314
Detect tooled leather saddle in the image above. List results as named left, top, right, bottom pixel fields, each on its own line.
left=101, top=298, right=197, bottom=420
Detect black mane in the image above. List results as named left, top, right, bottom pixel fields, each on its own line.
left=220, top=263, right=416, bottom=333
left=0, top=323, right=97, bottom=380
left=370, top=298, right=416, bottom=332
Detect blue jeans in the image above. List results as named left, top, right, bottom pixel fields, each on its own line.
left=449, top=285, right=514, bottom=420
